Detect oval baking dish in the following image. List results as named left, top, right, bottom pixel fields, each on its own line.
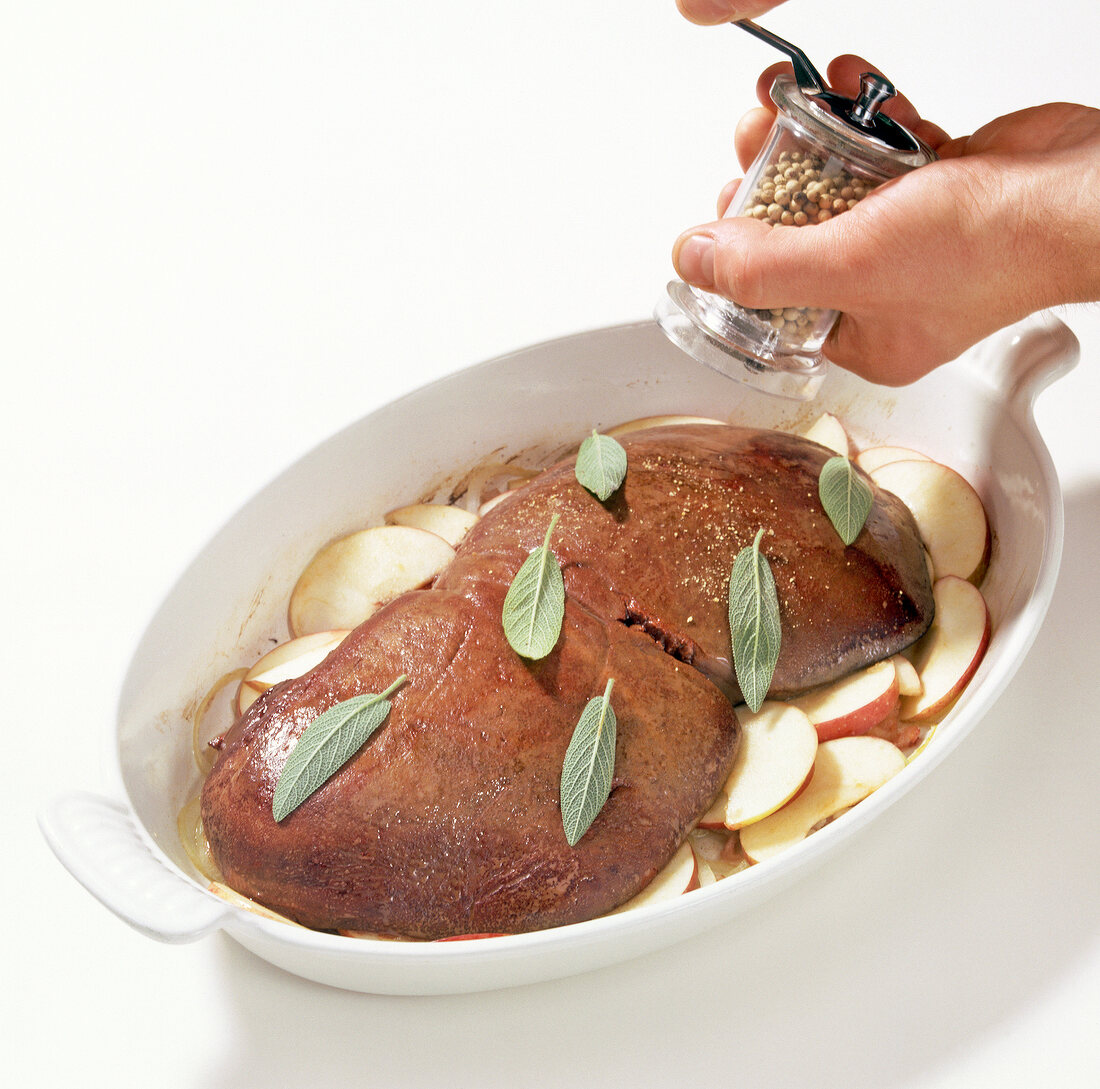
left=39, top=313, right=1077, bottom=994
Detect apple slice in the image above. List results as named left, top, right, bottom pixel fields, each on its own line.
left=612, top=841, right=699, bottom=913
left=689, top=828, right=752, bottom=881
left=739, top=736, right=906, bottom=863
left=901, top=575, right=991, bottom=722
left=890, top=654, right=922, bottom=698
left=787, top=660, right=899, bottom=742
left=694, top=853, right=717, bottom=888
left=236, top=629, right=350, bottom=714
left=384, top=503, right=479, bottom=547
left=870, top=459, right=990, bottom=583
left=605, top=414, right=724, bottom=437
left=854, top=445, right=931, bottom=474
left=800, top=412, right=849, bottom=456
left=722, top=702, right=819, bottom=829
left=478, top=490, right=516, bottom=517
left=288, top=525, right=455, bottom=636
left=696, top=791, right=728, bottom=830
left=865, top=706, right=922, bottom=751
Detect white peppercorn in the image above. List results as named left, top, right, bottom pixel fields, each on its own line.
left=738, top=146, right=878, bottom=342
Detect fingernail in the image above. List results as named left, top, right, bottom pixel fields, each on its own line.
left=675, top=234, right=715, bottom=290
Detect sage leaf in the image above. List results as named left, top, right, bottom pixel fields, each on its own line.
left=818, top=455, right=873, bottom=546
left=575, top=430, right=627, bottom=501
left=272, top=675, right=406, bottom=822
left=502, top=514, right=565, bottom=659
left=560, top=678, right=617, bottom=847
left=728, top=528, right=781, bottom=713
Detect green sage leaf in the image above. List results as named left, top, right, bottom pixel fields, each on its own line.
left=818, top=455, right=873, bottom=546
left=502, top=515, right=565, bottom=659
left=575, top=430, right=628, bottom=501
left=560, top=678, right=617, bottom=847
left=272, top=676, right=406, bottom=822
left=728, top=528, right=781, bottom=713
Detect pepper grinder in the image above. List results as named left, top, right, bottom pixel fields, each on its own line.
left=655, top=21, right=937, bottom=400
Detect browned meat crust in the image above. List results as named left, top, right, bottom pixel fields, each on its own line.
left=201, top=424, right=932, bottom=938
left=445, top=425, right=933, bottom=698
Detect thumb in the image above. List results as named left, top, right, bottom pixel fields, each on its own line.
left=672, top=217, right=852, bottom=312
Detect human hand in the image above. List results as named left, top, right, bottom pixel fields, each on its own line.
left=677, top=1, right=787, bottom=25
left=672, top=56, right=1100, bottom=385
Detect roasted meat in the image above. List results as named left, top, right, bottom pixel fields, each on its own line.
left=201, top=424, right=933, bottom=938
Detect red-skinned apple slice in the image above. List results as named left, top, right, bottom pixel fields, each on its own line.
left=384, top=502, right=479, bottom=547
left=612, top=841, right=699, bottom=912
left=870, top=459, right=991, bottom=583
left=854, top=445, right=931, bottom=474
left=800, top=412, right=850, bottom=456
left=288, top=525, right=455, bottom=636
left=901, top=575, right=991, bottom=722
left=787, top=660, right=899, bottom=742
left=722, top=703, right=819, bottom=829
left=236, top=629, right=350, bottom=715
left=739, top=736, right=906, bottom=862
left=605, top=414, right=724, bottom=437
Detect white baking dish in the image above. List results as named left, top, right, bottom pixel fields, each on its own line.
left=38, top=313, right=1077, bottom=995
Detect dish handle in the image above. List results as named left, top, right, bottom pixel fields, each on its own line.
left=38, top=791, right=230, bottom=944
left=970, top=312, right=1079, bottom=409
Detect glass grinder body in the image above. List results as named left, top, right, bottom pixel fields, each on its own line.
left=656, top=20, right=937, bottom=400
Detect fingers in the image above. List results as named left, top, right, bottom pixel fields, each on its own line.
left=673, top=216, right=844, bottom=310
left=670, top=214, right=979, bottom=388
left=722, top=102, right=783, bottom=215
left=822, top=305, right=991, bottom=387
left=673, top=232, right=718, bottom=288
left=824, top=55, right=952, bottom=150
left=825, top=56, right=917, bottom=127
left=734, top=106, right=775, bottom=173
left=671, top=220, right=958, bottom=386
left=932, top=133, right=971, bottom=160
left=823, top=318, right=941, bottom=387
left=754, top=61, right=790, bottom=108
left=676, top=2, right=788, bottom=26
left=749, top=54, right=951, bottom=150
left=722, top=57, right=948, bottom=214
left=911, top=118, right=952, bottom=152
left=716, top=178, right=741, bottom=218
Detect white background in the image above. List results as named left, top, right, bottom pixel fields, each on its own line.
left=5, top=2, right=1098, bottom=1086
